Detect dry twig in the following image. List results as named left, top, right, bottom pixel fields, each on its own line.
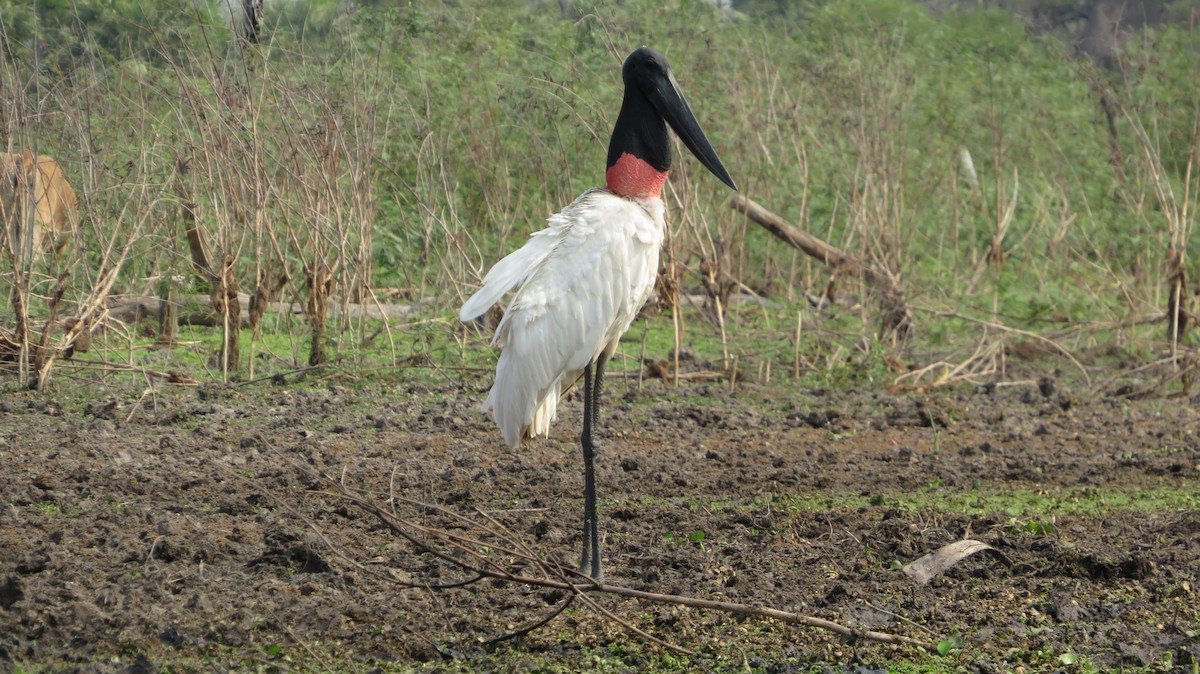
left=315, top=475, right=937, bottom=653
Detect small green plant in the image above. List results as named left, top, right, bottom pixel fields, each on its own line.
left=936, top=635, right=962, bottom=656
left=29, top=502, right=80, bottom=518
left=1009, top=518, right=1055, bottom=535
left=931, top=633, right=960, bottom=652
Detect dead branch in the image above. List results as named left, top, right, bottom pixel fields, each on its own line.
left=104, top=293, right=422, bottom=327
left=925, top=309, right=1092, bottom=388
left=731, top=194, right=912, bottom=341
left=29, top=265, right=124, bottom=390
left=51, top=358, right=200, bottom=385
left=1122, top=110, right=1196, bottom=355
left=172, top=157, right=216, bottom=286
left=891, top=338, right=1004, bottom=392
left=323, top=477, right=936, bottom=653
left=731, top=194, right=854, bottom=269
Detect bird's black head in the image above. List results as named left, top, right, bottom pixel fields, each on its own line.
left=621, top=46, right=671, bottom=92
left=605, top=46, right=736, bottom=198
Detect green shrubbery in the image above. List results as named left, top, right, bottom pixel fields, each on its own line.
left=2, top=0, right=1197, bottom=385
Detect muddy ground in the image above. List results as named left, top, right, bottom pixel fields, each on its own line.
left=0, top=367, right=1198, bottom=672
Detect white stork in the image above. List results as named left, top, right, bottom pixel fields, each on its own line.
left=460, top=46, right=737, bottom=578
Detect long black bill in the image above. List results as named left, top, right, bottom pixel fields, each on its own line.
left=650, top=69, right=738, bottom=192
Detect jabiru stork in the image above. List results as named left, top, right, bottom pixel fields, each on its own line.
left=460, top=46, right=736, bottom=578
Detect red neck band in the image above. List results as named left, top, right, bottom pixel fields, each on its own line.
left=605, top=152, right=669, bottom=199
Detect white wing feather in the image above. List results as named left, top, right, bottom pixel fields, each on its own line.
left=460, top=221, right=560, bottom=323
left=461, top=188, right=665, bottom=449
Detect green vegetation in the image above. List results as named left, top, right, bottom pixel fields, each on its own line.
left=28, top=501, right=80, bottom=518
left=793, top=483, right=1200, bottom=516
left=0, top=0, right=1196, bottom=393
left=619, top=483, right=1200, bottom=520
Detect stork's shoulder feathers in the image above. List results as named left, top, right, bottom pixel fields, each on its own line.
left=460, top=189, right=661, bottom=323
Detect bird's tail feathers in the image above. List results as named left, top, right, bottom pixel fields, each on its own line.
left=485, top=349, right=565, bottom=450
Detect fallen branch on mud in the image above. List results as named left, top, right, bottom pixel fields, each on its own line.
left=294, top=470, right=938, bottom=654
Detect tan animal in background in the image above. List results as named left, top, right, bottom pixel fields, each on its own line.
left=0, top=150, right=79, bottom=261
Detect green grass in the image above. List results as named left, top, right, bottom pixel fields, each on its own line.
left=5, top=0, right=1198, bottom=399
left=28, top=502, right=81, bottom=518
left=6, top=634, right=1190, bottom=674
left=614, top=483, right=1199, bottom=522
left=787, top=483, right=1200, bottom=517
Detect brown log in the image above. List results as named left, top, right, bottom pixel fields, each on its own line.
left=730, top=194, right=912, bottom=340
left=731, top=194, right=856, bottom=271
left=104, top=293, right=421, bottom=326
left=305, top=263, right=335, bottom=366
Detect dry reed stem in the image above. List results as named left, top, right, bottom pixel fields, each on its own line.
left=967, top=166, right=1019, bottom=293
left=1093, top=348, right=1200, bottom=399
left=1121, top=108, right=1197, bottom=359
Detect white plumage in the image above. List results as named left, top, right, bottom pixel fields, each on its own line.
left=460, top=188, right=665, bottom=449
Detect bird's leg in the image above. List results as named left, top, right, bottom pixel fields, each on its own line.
left=580, top=361, right=597, bottom=577
left=580, top=353, right=608, bottom=579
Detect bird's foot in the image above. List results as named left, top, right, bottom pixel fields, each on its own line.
left=576, top=562, right=603, bottom=582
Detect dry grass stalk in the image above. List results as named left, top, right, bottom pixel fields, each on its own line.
left=156, top=278, right=178, bottom=348
left=653, top=245, right=683, bottom=387
left=967, top=166, right=1019, bottom=291
left=924, top=308, right=1092, bottom=387
left=892, top=338, right=1003, bottom=392
left=699, top=250, right=732, bottom=369
left=1122, top=111, right=1197, bottom=359
left=793, top=309, right=804, bottom=379
left=211, top=256, right=241, bottom=375
left=1094, top=348, right=1200, bottom=399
